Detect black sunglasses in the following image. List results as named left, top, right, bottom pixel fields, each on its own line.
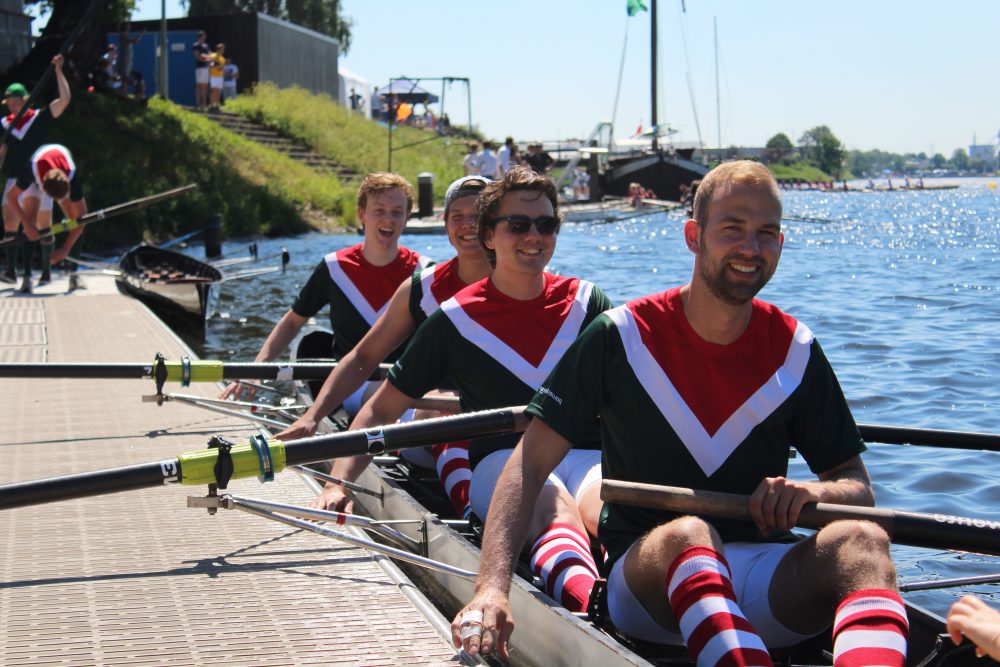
left=491, top=214, right=560, bottom=236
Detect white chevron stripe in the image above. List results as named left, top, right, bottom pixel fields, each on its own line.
left=441, top=280, right=594, bottom=390
left=417, top=264, right=441, bottom=317
left=608, top=305, right=814, bottom=477
left=324, top=251, right=386, bottom=326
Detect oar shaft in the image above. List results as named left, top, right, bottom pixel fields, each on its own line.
left=0, top=361, right=391, bottom=382
left=600, top=481, right=1000, bottom=557
left=859, top=423, right=1000, bottom=452
left=0, top=460, right=178, bottom=510
left=0, top=407, right=529, bottom=510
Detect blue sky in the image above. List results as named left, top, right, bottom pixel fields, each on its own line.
left=114, top=1, right=999, bottom=155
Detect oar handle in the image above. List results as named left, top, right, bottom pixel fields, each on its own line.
left=600, top=480, right=1000, bottom=557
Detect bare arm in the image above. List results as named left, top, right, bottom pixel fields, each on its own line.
left=748, top=454, right=873, bottom=534
left=49, top=197, right=86, bottom=263
left=451, top=418, right=572, bottom=659
left=49, top=55, right=71, bottom=118
left=275, top=280, right=417, bottom=440
left=256, top=309, right=309, bottom=362
left=311, top=381, right=416, bottom=510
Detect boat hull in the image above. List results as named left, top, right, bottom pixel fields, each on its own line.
left=116, top=244, right=222, bottom=328
left=605, top=152, right=709, bottom=201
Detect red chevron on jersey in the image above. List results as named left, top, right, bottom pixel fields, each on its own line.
left=416, top=257, right=466, bottom=318
left=2, top=108, right=37, bottom=139
left=30, top=144, right=75, bottom=186
left=441, top=274, right=593, bottom=389
left=324, top=243, right=423, bottom=326
left=608, top=288, right=814, bottom=476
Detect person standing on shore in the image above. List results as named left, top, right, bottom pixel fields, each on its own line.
left=463, top=142, right=480, bottom=176
left=477, top=141, right=498, bottom=179
left=193, top=31, right=212, bottom=111
left=208, top=44, right=226, bottom=112
left=0, top=54, right=71, bottom=293
left=455, top=161, right=909, bottom=667
left=496, top=136, right=517, bottom=178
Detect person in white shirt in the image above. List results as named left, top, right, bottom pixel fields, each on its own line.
left=477, top=141, right=498, bottom=179
left=496, top=136, right=517, bottom=177
left=462, top=142, right=480, bottom=176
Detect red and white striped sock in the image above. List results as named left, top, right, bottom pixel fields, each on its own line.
left=667, top=546, right=773, bottom=667
left=832, top=589, right=908, bottom=667
left=431, top=440, right=471, bottom=518
left=529, top=522, right=600, bottom=612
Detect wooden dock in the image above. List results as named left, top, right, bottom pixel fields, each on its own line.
left=0, top=274, right=465, bottom=666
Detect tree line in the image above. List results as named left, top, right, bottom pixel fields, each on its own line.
left=763, top=126, right=995, bottom=179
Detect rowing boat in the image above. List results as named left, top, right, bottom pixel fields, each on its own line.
left=116, top=243, right=222, bottom=325
left=278, top=336, right=962, bottom=667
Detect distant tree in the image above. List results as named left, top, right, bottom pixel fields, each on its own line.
left=187, top=0, right=353, bottom=53
left=764, top=132, right=794, bottom=163
left=798, top=125, right=845, bottom=177
left=950, top=148, right=970, bottom=172
left=930, top=153, right=947, bottom=169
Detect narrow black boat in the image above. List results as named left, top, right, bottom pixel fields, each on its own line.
left=116, top=244, right=221, bottom=326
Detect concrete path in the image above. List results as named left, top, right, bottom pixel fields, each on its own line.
left=0, top=274, right=463, bottom=666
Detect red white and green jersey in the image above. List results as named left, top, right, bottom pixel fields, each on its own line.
left=389, top=273, right=613, bottom=466
left=408, top=257, right=468, bottom=325
left=2, top=107, right=53, bottom=180
left=527, top=287, right=865, bottom=564
left=20, top=144, right=83, bottom=201
left=292, top=243, right=431, bottom=360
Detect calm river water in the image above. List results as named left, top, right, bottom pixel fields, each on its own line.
left=194, top=177, right=999, bottom=618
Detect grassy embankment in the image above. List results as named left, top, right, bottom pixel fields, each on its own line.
left=225, top=83, right=469, bottom=224
left=46, top=92, right=353, bottom=252
left=768, top=161, right=852, bottom=182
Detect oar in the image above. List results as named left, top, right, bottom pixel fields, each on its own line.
left=600, top=481, right=1000, bottom=558
left=858, top=423, right=1000, bottom=452
left=0, top=406, right=529, bottom=510
left=0, top=358, right=393, bottom=384
left=0, top=184, right=198, bottom=248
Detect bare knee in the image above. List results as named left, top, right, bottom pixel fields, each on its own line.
left=815, top=520, right=897, bottom=593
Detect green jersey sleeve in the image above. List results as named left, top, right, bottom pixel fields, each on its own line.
left=387, top=311, right=451, bottom=400
left=291, top=260, right=332, bottom=318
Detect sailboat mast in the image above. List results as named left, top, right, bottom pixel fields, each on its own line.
left=651, top=0, right=658, bottom=152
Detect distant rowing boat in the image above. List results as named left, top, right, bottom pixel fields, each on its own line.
left=116, top=244, right=221, bottom=325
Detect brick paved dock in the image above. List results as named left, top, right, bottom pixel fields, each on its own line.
left=0, top=275, right=464, bottom=666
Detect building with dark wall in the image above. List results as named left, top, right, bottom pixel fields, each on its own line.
left=120, top=12, right=339, bottom=107
left=0, top=0, right=32, bottom=73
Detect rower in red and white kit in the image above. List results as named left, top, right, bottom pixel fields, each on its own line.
left=221, top=172, right=430, bottom=409
left=5, top=143, right=88, bottom=269
left=314, top=167, right=613, bottom=613
left=276, top=175, right=494, bottom=518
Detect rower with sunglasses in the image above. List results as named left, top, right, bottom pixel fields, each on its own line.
left=330, top=167, right=613, bottom=614
left=275, top=175, right=494, bottom=519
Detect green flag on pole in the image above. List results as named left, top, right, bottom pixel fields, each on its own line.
left=626, top=0, right=648, bottom=16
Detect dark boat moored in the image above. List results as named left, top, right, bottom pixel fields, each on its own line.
left=116, top=244, right=221, bottom=327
